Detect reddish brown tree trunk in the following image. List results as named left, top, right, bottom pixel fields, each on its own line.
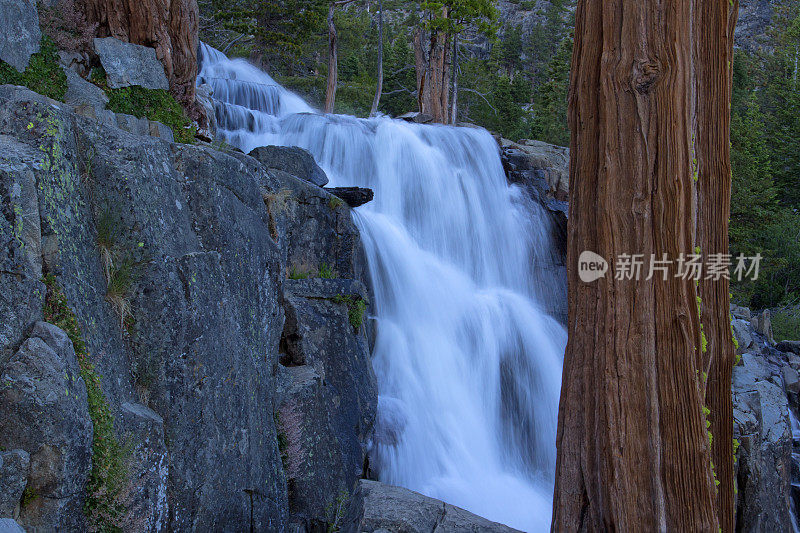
left=82, top=0, right=199, bottom=108
left=325, top=1, right=339, bottom=114
left=413, top=23, right=450, bottom=123
left=695, top=2, right=739, bottom=531
left=551, top=0, right=734, bottom=530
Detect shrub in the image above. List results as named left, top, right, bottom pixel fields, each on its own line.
left=38, top=0, right=98, bottom=53
left=0, top=36, right=67, bottom=101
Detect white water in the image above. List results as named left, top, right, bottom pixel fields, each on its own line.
left=198, top=44, right=566, bottom=532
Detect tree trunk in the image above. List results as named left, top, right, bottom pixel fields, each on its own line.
left=551, top=0, right=732, bottom=530
left=413, top=20, right=449, bottom=123
left=369, top=0, right=383, bottom=117
left=82, top=0, right=199, bottom=109
left=450, top=32, right=458, bottom=124
left=413, top=26, right=426, bottom=115
left=325, top=1, right=339, bottom=114
left=694, top=2, right=739, bottom=531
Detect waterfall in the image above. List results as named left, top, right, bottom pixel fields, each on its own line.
left=198, top=43, right=566, bottom=532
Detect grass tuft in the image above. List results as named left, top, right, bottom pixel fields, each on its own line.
left=332, top=295, right=367, bottom=331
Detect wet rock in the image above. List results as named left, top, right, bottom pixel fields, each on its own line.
left=325, top=187, right=374, bottom=207
left=398, top=112, right=433, bottom=124
left=194, top=83, right=216, bottom=141
left=0, top=323, right=92, bottom=532
left=499, top=138, right=569, bottom=202
left=94, top=37, right=169, bottom=90
left=0, top=0, right=40, bottom=72
left=249, top=145, right=329, bottom=187
left=342, top=480, right=522, bottom=533
left=0, top=449, right=30, bottom=518
left=497, top=136, right=568, bottom=324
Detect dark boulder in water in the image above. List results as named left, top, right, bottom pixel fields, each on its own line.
left=325, top=187, right=374, bottom=207
left=249, top=145, right=329, bottom=187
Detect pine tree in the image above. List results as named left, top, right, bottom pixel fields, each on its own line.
left=531, top=34, right=571, bottom=146
left=730, top=92, right=778, bottom=258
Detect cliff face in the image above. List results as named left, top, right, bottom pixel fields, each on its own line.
left=0, top=84, right=376, bottom=532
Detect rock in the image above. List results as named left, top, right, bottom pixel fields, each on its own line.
left=0, top=135, right=45, bottom=365
left=731, top=304, right=752, bottom=321
left=398, top=111, right=433, bottom=124
left=194, top=83, right=216, bottom=141
left=325, top=187, right=374, bottom=207
left=249, top=145, right=329, bottom=187
left=499, top=137, right=569, bottom=201
left=778, top=341, right=800, bottom=355
left=735, top=0, right=776, bottom=52
left=497, top=137, right=568, bottom=324
left=0, top=449, right=30, bottom=518
left=116, top=403, right=168, bottom=532
left=62, top=67, right=108, bottom=114
left=783, top=366, right=800, bottom=395
left=342, top=480, right=522, bottom=533
left=277, top=278, right=377, bottom=529
left=0, top=323, right=92, bottom=532
left=83, top=0, right=200, bottom=105
left=733, top=353, right=793, bottom=532
left=58, top=51, right=91, bottom=78
left=93, top=37, right=169, bottom=90
left=0, top=85, right=378, bottom=531
left=0, top=0, right=40, bottom=72
left=0, top=519, right=25, bottom=533
left=751, top=309, right=774, bottom=343
left=111, top=113, right=173, bottom=142
left=733, top=318, right=754, bottom=355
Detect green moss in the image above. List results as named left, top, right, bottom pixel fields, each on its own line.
left=328, top=196, right=344, bottom=211
left=0, top=36, right=67, bottom=100
left=42, top=275, right=128, bottom=531
left=332, top=295, right=367, bottom=331
left=21, top=485, right=39, bottom=507
left=91, top=68, right=196, bottom=144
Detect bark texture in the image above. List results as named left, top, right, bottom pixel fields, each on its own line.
left=552, top=0, right=735, bottom=530
left=325, top=0, right=356, bottom=114
left=413, top=24, right=450, bottom=123
left=82, top=0, right=199, bottom=107
left=694, top=2, right=740, bottom=531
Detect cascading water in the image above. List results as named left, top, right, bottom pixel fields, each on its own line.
left=198, top=43, right=567, bottom=532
